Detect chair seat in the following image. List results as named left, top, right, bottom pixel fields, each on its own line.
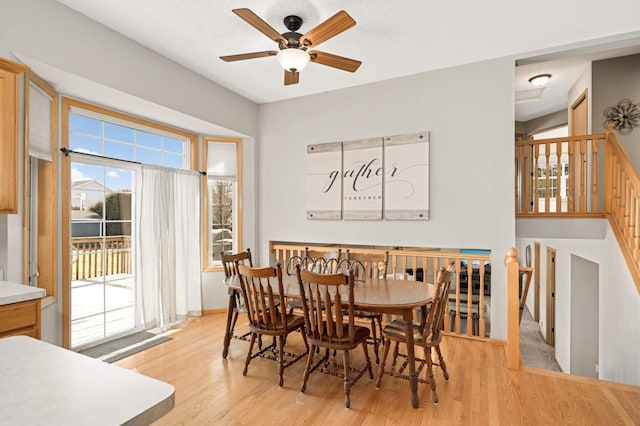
left=249, top=314, right=305, bottom=336
left=381, top=319, right=436, bottom=345
left=308, top=324, right=370, bottom=349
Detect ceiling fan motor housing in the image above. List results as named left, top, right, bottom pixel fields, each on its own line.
left=283, top=15, right=303, bottom=31
left=281, top=15, right=303, bottom=49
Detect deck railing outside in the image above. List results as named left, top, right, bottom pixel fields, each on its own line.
left=271, top=242, right=492, bottom=339
left=71, top=236, right=132, bottom=280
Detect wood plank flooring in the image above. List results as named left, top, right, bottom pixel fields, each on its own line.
left=115, top=313, right=640, bottom=425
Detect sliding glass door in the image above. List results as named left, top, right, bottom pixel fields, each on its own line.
left=70, top=157, right=139, bottom=349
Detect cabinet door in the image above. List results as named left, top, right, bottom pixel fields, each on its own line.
left=0, top=65, right=20, bottom=213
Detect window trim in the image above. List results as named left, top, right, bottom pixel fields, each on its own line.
left=202, top=136, right=242, bottom=272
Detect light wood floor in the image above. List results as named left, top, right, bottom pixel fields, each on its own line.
left=116, top=313, right=640, bottom=425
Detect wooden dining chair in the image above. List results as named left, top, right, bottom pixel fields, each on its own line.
left=376, top=264, right=454, bottom=405
left=339, top=250, right=389, bottom=363
left=237, top=263, right=308, bottom=386
left=304, top=247, right=342, bottom=273
left=342, top=250, right=389, bottom=280
left=295, top=265, right=374, bottom=409
left=220, top=249, right=253, bottom=356
left=287, top=248, right=342, bottom=314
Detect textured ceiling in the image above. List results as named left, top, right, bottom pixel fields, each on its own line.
left=55, top=0, right=640, bottom=120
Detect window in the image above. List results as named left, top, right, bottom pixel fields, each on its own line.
left=203, top=137, right=242, bottom=270
left=69, top=110, right=190, bottom=169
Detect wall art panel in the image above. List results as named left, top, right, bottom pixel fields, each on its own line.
left=306, top=141, right=342, bottom=220
left=384, top=132, right=430, bottom=220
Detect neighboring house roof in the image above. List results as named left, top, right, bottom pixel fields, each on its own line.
left=72, top=179, right=113, bottom=193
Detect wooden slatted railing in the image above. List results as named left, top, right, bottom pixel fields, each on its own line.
left=271, top=242, right=492, bottom=339
left=515, top=134, right=606, bottom=216
left=604, top=123, right=640, bottom=294
left=71, top=236, right=132, bottom=280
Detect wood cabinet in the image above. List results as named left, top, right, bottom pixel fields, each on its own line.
left=0, top=58, right=29, bottom=213
left=0, top=298, right=41, bottom=339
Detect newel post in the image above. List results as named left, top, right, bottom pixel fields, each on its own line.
left=604, top=121, right=616, bottom=212
left=505, top=247, right=520, bottom=369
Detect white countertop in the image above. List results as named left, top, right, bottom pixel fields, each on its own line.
left=0, top=281, right=46, bottom=305
left=0, top=336, right=175, bottom=425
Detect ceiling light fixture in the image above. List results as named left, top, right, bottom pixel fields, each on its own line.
left=528, top=74, right=551, bottom=87
left=276, top=48, right=310, bottom=73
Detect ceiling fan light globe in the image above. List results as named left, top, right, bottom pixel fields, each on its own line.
left=277, top=48, right=310, bottom=72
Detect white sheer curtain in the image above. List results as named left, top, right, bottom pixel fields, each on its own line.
left=136, top=164, right=202, bottom=330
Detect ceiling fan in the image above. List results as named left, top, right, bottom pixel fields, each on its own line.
left=220, top=8, right=361, bottom=86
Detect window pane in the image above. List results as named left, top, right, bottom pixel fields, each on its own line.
left=71, top=163, right=104, bottom=185
left=105, top=167, right=133, bottom=192
left=163, top=153, right=184, bottom=169
left=136, top=147, right=163, bottom=166
left=105, top=141, right=135, bottom=161
left=83, top=190, right=107, bottom=218
left=105, top=276, right=133, bottom=311
left=71, top=220, right=101, bottom=240
left=71, top=313, right=105, bottom=348
left=209, top=179, right=235, bottom=265
left=71, top=283, right=105, bottom=319
left=70, top=113, right=102, bottom=137
left=104, top=122, right=135, bottom=143
left=137, top=131, right=162, bottom=148
left=104, top=192, right=132, bottom=221
left=70, top=134, right=102, bottom=155
left=164, top=138, right=184, bottom=154
left=106, top=306, right=135, bottom=335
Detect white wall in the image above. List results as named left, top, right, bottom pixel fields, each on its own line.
left=517, top=219, right=640, bottom=386
left=519, top=110, right=568, bottom=136
left=258, top=58, right=516, bottom=340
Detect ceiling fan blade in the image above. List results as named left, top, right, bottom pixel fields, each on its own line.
left=284, top=70, right=299, bottom=85
left=232, top=8, right=287, bottom=44
left=309, top=51, right=361, bottom=72
left=301, top=10, right=356, bottom=48
left=220, top=51, right=278, bottom=62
